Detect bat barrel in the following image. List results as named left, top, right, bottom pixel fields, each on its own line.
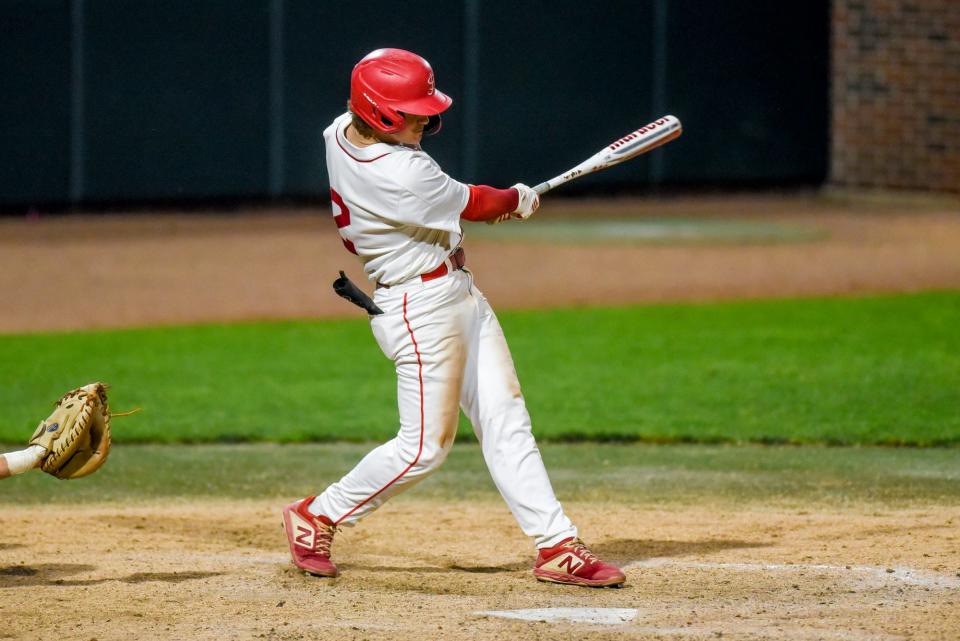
left=532, top=114, right=683, bottom=196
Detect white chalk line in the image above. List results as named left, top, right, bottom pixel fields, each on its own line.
left=147, top=553, right=960, bottom=591
left=71, top=551, right=938, bottom=639
left=81, top=550, right=960, bottom=592
left=625, top=558, right=960, bottom=589
left=478, top=608, right=637, bottom=625
left=475, top=609, right=908, bottom=640
left=622, top=626, right=904, bottom=641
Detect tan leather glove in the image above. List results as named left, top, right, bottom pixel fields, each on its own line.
left=29, top=383, right=112, bottom=479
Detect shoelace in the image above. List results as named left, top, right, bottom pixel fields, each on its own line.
left=313, top=519, right=336, bottom=556
left=565, top=538, right=599, bottom=563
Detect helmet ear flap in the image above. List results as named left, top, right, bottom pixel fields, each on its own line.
left=352, top=91, right=405, bottom=134
left=371, top=103, right=404, bottom=134
left=424, top=114, right=442, bottom=136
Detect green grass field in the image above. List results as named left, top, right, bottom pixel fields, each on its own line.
left=1, top=292, right=958, bottom=446
left=2, top=442, right=958, bottom=506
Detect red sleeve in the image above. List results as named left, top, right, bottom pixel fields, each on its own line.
left=460, top=185, right=519, bottom=222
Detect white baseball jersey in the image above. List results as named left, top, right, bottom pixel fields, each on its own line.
left=322, top=112, right=469, bottom=286
left=310, top=112, right=578, bottom=551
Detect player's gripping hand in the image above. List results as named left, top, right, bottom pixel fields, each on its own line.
left=511, top=183, right=540, bottom=220
left=485, top=184, right=540, bottom=225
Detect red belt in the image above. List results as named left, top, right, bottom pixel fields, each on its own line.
left=377, top=247, right=465, bottom=289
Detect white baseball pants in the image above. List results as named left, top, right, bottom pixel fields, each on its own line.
left=310, top=269, right=577, bottom=548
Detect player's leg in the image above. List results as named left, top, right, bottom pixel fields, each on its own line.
left=459, top=285, right=626, bottom=587
left=459, top=286, right=576, bottom=547
left=284, top=280, right=472, bottom=576
left=311, top=286, right=469, bottom=524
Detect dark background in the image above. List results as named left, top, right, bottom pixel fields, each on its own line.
left=0, top=0, right=829, bottom=209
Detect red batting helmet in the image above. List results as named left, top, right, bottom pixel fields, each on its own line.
left=349, top=48, right=452, bottom=135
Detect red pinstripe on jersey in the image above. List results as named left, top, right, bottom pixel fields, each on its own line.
left=334, top=292, right=424, bottom=525
left=335, top=133, right=390, bottom=163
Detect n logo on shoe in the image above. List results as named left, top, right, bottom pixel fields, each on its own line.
left=557, top=554, right=584, bottom=574
left=295, top=526, right=313, bottom=547
left=290, top=512, right=317, bottom=550
left=541, top=552, right=584, bottom=575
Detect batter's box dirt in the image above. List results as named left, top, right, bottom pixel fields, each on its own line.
left=1, top=500, right=957, bottom=641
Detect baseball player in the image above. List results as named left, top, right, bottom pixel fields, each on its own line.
left=282, top=48, right=625, bottom=588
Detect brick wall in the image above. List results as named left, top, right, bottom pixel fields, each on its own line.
left=832, top=0, right=960, bottom=193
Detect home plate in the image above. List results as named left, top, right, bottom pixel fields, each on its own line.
left=478, top=607, right=637, bottom=625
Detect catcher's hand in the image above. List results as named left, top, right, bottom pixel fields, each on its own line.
left=29, top=382, right=113, bottom=480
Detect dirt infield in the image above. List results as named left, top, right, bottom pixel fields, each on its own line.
left=2, top=499, right=958, bottom=641
left=1, top=193, right=959, bottom=333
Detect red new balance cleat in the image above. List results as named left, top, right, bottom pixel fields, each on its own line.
left=282, top=496, right=339, bottom=577
left=533, top=537, right=626, bottom=587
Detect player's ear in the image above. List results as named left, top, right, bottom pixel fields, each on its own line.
left=424, top=114, right=442, bottom=136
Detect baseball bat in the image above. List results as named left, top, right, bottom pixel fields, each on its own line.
left=532, top=115, right=682, bottom=195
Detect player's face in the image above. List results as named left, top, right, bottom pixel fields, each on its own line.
left=388, top=113, right=430, bottom=146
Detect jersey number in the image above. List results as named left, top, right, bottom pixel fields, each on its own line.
left=330, top=188, right=357, bottom=255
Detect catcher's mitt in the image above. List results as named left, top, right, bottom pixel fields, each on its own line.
left=29, top=382, right=112, bottom=480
